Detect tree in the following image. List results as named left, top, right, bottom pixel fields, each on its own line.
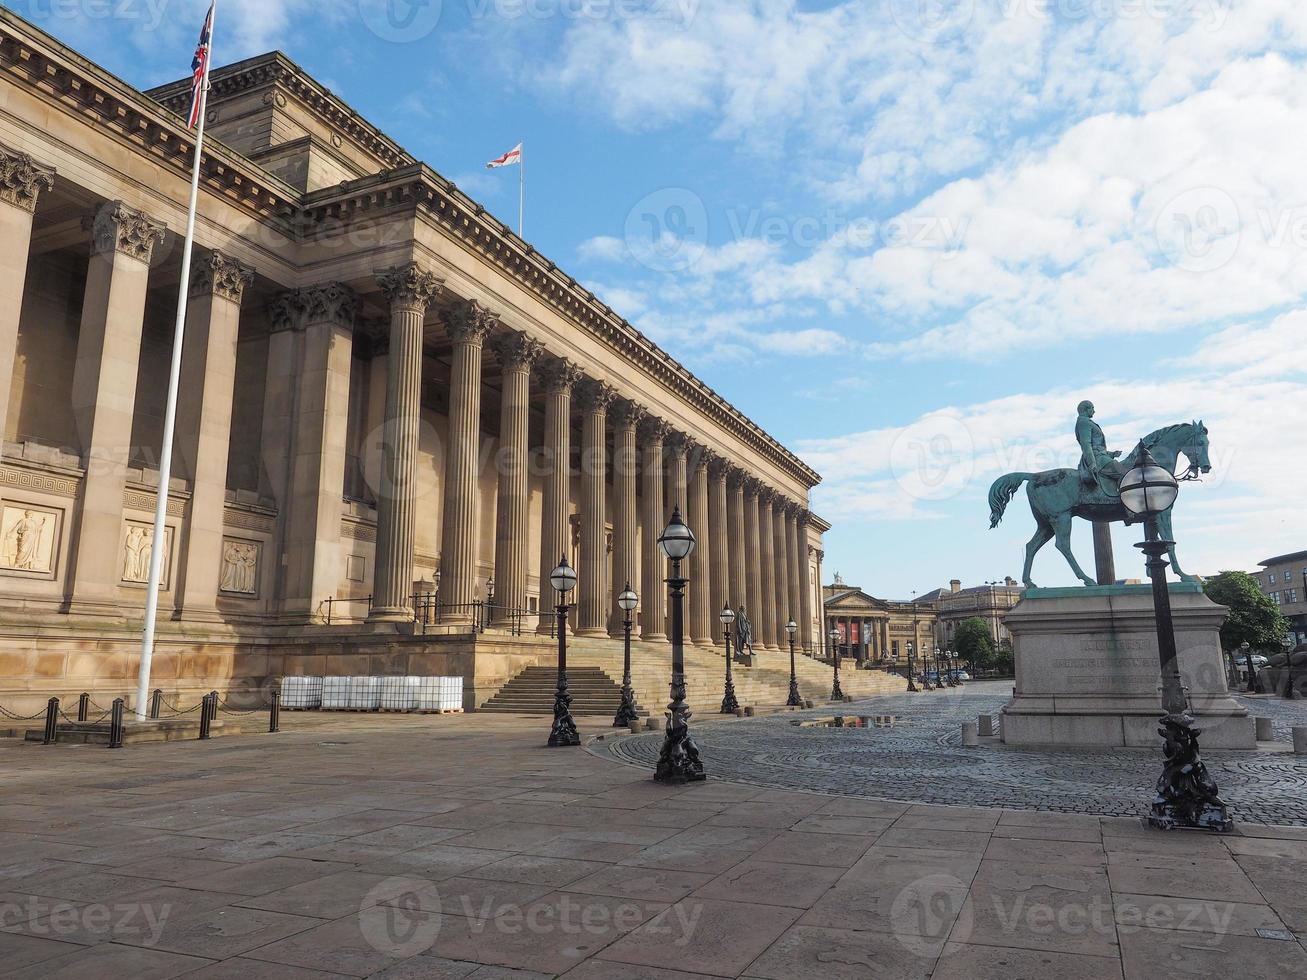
left=953, top=616, right=996, bottom=668
left=1204, top=571, right=1290, bottom=652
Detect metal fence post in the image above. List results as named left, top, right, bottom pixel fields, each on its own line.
left=269, top=688, right=281, bottom=733
left=150, top=688, right=162, bottom=720
left=42, top=697, right=58, bottom=745
left=108, top=698, right=125, bottom=749
left=77, top=692, right=89, bottom=722
left=198, top=694, right=212, bottom=740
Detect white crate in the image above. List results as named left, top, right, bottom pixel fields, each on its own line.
left=346, top=676, right=381, bottom=710
left=413, top=676, right=463, bottom=712
left=379, top=676, right=419, bottom=712
left=322, top=676, right=350, bottom=710
left=280, top=676, right=323, bottom=710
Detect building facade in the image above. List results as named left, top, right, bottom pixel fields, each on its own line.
left=0, top=14, right=824, bottom=709
left=932, top=578, right=1023, bottom=649
left=1252, top=551, right=1307, bottom=648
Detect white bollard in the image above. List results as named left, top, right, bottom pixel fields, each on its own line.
left=1293, top=727, right=1307, bottom=754
left=962, top=721, right=980, bottom=747
left=1255, top=717, right=1273, bottom=741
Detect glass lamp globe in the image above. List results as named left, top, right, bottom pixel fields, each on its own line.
left=719, top=604, right=736, bottom=626
left=617, top=582, right=638, bottom=612
left=657, top=506, right=696, bottom=561
left=785, top=619, right=797, bottom=636
left=549, top=556, right=577, bottom=595
left=1120, top=443, right=1179, bottom=517
left=829, top=628, right=839, bottom=642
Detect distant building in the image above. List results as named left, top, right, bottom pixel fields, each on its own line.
left=1252, top=551, right=1307, bottom=648
left=931, top=578, right=1023, bottom=649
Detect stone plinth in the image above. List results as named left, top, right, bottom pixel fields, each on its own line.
left=1001, top=585, right=1254, bottom=749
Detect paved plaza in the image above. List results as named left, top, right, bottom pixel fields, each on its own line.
left=1, top=688, right=1306, bottom=979
left=606, top=681, right=1307, bottom=826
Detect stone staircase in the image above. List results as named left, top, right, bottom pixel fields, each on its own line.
left=481, top=634, right=906, bottom=715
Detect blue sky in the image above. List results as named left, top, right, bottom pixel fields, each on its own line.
left=21, top=0, right=1307, bottom=597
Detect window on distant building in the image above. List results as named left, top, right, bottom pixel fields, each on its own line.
left=1289, top=589, right=1299, bottom=604
left=1272, top=592, right=1282, bottom=604
left=1269, top=572, right=1277, bottom=584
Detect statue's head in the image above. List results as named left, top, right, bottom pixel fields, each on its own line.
left=1077, top=399, right=1095, bottom=417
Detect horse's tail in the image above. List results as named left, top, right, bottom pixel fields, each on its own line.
left=989, top=472, right=1034, bottom=528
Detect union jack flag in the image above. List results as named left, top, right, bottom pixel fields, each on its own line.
left=187, top=3, right=214, bottom=129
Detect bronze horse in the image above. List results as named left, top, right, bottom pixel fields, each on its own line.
left=989, top=422, right=1211, bottom=588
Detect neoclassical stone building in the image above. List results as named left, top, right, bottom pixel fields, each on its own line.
left=0, top=13, right=825, bottom=709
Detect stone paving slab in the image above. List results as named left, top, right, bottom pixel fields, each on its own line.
left=0, top=696, right=1304, bottom=978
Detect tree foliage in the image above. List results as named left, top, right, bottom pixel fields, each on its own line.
left=953, top=616, right=996, bottom=667
left=1204, top=571, right=1290, bottom=652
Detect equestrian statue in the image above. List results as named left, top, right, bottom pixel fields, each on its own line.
left=989, top=401, right=1211, bottom=588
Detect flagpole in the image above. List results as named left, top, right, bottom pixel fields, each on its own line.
left=518, top=141, right=524, bottom=239
left=134, top=0, right=216, bottom=720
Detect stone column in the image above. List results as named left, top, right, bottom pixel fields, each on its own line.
left=609, top=400, right=644, bottom=636
left=0, top=148, right=53, bottom=447
left=772, top=496, right=791, bottom=638
left=369, top=264, right=442, bottom=622
left=727, top=470, right=747, bottom=618
left=666, top=433, right=689, bottom=514
left=576, top=379, right=615, bottom=637
left=279, top=283, right=357, bottom=622
left=490, top=332, right=542, bottom=627
left=743, top=479, right=764, bottom=647
left=174, top=253, right=254, bottom=619
left=758, top=489, right=779, bottom=649
left=68, top=202, right=165, bottom=613
left=797, top=522, right=813, bottom=655
left=437, top=299, right=494, bottom=625
left=639, top=417, right=671, bottom=641
left=688, top=450, right=713, bottom=647
left=536, top=358, right=580, bottom=633
left=707, top=455, right=730, bottom=647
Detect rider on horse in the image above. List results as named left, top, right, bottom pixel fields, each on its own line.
left=1076, top=400, right=1126, bottom=498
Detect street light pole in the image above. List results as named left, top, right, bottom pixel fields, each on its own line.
left=1243, top=640, right=1259, bottom=695
left=547, top=557, right=579, bottom=748
left=829, top=626, right=844, bottom=701
left=1121, top=443, right=1232, bottom=832
left=614, top=582, right=639, bottom=727
left=906, top=641, right=919, bottom=693
left=721, top=604, right=739, bottom=713
left=785, top=619, right=803, bottom=706
left=655, top=507, right=705, bottom=783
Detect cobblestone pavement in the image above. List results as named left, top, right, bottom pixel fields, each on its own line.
left=601, top=681, right=1307, bottom=826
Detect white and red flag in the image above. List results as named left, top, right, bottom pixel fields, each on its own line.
left=187, top=3, right=215, bottom=128
left=486, top=143, right=522, bottom=168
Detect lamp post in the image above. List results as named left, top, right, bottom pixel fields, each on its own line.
left=1121, top=442, right=1231, bottom=832
left=654, top=507, right=705, bottom=783
left=829, top=626, right=844, bottom=701
left=951, top=648, right=963, bottom=686
left=1282, top=639, right=1296, bottom=700
left=1242, top=640, right=1259, bottom=695
left=720, top=604, right=739, bottom=714
left=546, top=556, right=579, bottom=747
left=1224, top=646, right=1239, bottom=691
left=784, top=619, right=803, bottom=706
left=614, top=582, right=640, bottom=727
left=905, top=641, right=919, bottom=693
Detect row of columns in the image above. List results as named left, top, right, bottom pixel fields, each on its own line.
left=828, top=615, right=892, bottom=662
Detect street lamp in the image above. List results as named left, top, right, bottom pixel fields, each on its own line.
left=1241, top=640, right=1259, bottom=695
left=720, top=604, right=739, bottom=713
left=906, top=640, right=919, bottom=693
left=829, top=626, right=844, bottom=701
left=785, top=619, right=803, bottom=706
left=950, top=648, right=963, bottom=686
left=1121, top=442, right=1232, bottom=831
left=613, top=582, right=640, bottom=727
left=547, top=556, right=579, bottom=747
left=654, top=507, right=705, bottom=783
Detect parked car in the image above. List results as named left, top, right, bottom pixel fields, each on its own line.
left=952, top=670, right=972, bottom=682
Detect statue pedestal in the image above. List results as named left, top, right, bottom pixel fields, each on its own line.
left=1001, top=585, right=1254, bottom=749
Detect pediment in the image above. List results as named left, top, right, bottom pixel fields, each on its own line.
left=825, top=589, right=890, bottom=611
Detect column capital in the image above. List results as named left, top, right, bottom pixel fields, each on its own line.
left=0, top=148, right=54, bottom=213
left=538, top=356, right=583, bottom=393
left=705, top=451, right=729, bottom=479
left=611, top=398, right=647, bottom=429
left=190, top=250, right=255, bottom=304
left=301, top=281, right=358, bottom=326
left=639, top=415, right=673, bottom=444
left=756, top=483, right=778, bottom=504
left=267, top=289, right=305, bottom=333
left=493, top=331, right=544, bottom=373
left=376, top=263, right=443, bottom=313
left=575, top=378, right=617, bottom=413
left=89, top=201, right=165, bottom=263
left=727, top=466, right=749, bottom=490
left=446, top=299, right=498, bottom=345
left=665, top=431, right=691, bottom=459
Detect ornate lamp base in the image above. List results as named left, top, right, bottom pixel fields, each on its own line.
left=1147, top=712, right=1233, bottom=832
left=720, top=680, right=739, bottom=714
left=547, top=688, right=580, bottom=747
left=786, top=679, right=803, bottom=707
left=831, top=677, right=844, bottom=701
left=613, top=678, right=639, bottom=728
left=654, top=715, right=705, bottom=783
